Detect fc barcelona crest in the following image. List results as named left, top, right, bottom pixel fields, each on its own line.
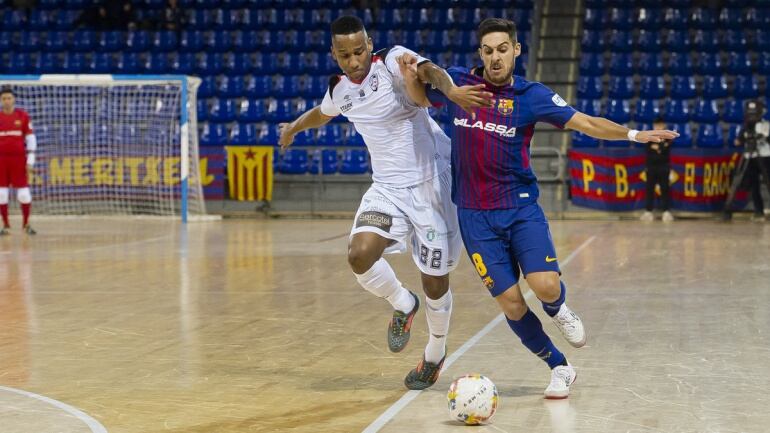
left=497, top=98, right=514, bottom=115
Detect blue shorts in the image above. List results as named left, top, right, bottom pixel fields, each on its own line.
left=458, top=203, right=560, bottom=297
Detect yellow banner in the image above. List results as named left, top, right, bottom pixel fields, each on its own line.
left=225, top=146, right=273, bottom=201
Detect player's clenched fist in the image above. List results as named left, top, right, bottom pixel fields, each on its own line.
left=278, top=122, right=295, bottom=150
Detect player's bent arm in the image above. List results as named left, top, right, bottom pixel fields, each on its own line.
left=402, top=70, right=431, bottom=108
left=25, top=133, right=37, bottom=166
left=278, top=106, right=335, bottom=149
left=565, top=112, right=679, bottom=144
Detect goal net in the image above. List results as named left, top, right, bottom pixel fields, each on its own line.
left=0, top=75, right=205, bottom=221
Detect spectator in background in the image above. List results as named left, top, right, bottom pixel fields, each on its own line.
left=640, top=118, right=674, bottom=222
left=74, top=0, right=135, bottom=30
left=159, top=0, right=184, bottom=31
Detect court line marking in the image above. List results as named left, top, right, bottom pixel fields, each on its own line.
left=0, top=385, right=108, bottom=433
left=361, top=235, right=597, bottom=433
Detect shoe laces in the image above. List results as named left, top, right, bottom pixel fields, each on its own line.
left=554, top=309, right=578, bottom=331
left=550, top=366, right=572, bottom=387
left=415, top=359, right=441, bottom=382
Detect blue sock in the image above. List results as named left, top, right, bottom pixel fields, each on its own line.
left=541, top=281, right=566, bottom=317
left=506, top=309, right=566, bottom=369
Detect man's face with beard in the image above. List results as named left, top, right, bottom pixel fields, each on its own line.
left=478, top=31, right=521, bottom=86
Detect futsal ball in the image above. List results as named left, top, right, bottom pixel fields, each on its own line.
left=447, top=374, right=499, bottom=425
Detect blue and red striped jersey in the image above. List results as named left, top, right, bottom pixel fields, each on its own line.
left=428, top=67, right=577, bottom=209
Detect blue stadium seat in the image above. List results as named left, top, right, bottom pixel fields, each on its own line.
left=316, top=124, right=343, bottom=146
left=44, top=31, right=69, bottom=52
left=670, top=123, right=693, bottom=148
left=196, top=99, right=208, bottom=122
left=258, top=30, right=282, bottom=52
left=702, top=75, right=728, bottom=99
left=691, top=8, right=717, bottom=29
left=279, top=149, right=309, bottom=174
left=723, top=98, right=745, bottom=123
left=212, top=8, right=236, bottom=29
left=609, top=53, right=634, bottom=76
left=719, top=8, right=744, bottom=29
left=9, top=53, right=33, bottom=74
left=225, top=53, right=251, bottom=75
left=169, top=52, right=195, bottom=74
left=187, top=9, right=212, bottom=30
left=309, top=149, right=339, bottom=175
left=733, top=75, right=759, bottom=99
left=339, top=149, right=369, bottom=174
left=577, top=76, right=603, bottom=99
left=663, top=100, right=691, bottom=123
left=143, top=52, right=167, bottom=73
left=71, top=30, right=96, bottom=52
left=663, top=7, right=689, bottom=29
left=229, top=124, right=256, bottom=145
left=638, top=53, right=664, bottom=76
left=583, top=8, right=607, bottom=30
left=758, top=52, right=770, bottom=75
left=232, top=31, right=258, bottom=52
left=636, top=29, right=661, bottom=52
left=236, top=99, right=266, bottom=122
left=578, top=53, right=605, bottom=76
left=636, top=7, right=661, bottom=30
left=292, top=98, right=311, bottom=118
left=219, top=75, right=244, bottom=98
left=197, top=53, right=224, bottom=75
left=54, top=10, right=79, bottom=30
left=639, top=76, right=665, bottom=99
left=344, top=126, right=365, bottom=147
left=695, top=52, right=722, bottom=75
left=0, top=32, right=13, bottom=51
left=415, top=30, right=439, bottom=49
left=200, top=123, right=228, bottom=146
left=245, top=76, right=271, bottom=98
left=609, top=30, right=633, bottom=53
left=152, top=31, right=178, bottom=52
left=2, top=10, right=26, bottom=31
left=727, top=124, right=742, bottom=146
left=293, top=129, right=315, bottom=146
left=115, top=52, right=140, bottom=73
left=306, top=29, right=328, bottom=51
left=321, top=55, right=338, bottom=75
left=179, top=31, right=204, bottom=52
left=663, top=30, right=690, bottom=52
left=726, top=52, right=752, bottom=75
left=19, top=31, right=42, bottom=52
left=96, top=31, right=123, bottom=52
left=723, top=30, right=747, bottom=52
left=576, top=99, right=601, bottom=117
left=205, top=31, right=231, bottom=51
left=268, top=99, right=293, bottom=123
left=209, top=99, right=237, bottom=123
left=667, top=53, right=692, bottom=75
left=257, top=124, right=279, bottom=146
left=756, top=30, right=770, bottom=52
left=580, top=30, right=605, bottom=53
left=634, top=99, right=660, bottom=123
left=604, top=99, right=631, bottom=124
left=669, top=76, right=696, bottom=99
left=744, top=7, right=763, bottom=29
left=253, top=53, right=274, bottom=75
left=28, top=10, right=52, bottom=30
left=273, top=53, right=300, bottom=75
left=300, top=52, right=320, bottom=74
left=695, top=124, right=724, bottom=148
left=693, top=30, right=719, bottom=52
left=61, top=52, right=86, bottom=73
left=608, top=7, right=633, bottom=29
left=692, top=100, right=720, bottom=123
left=126, top=31, right=150, bottom=52
left=311, top=8, right=332, bottom=30
left=36, top=52, right=60, bottom=73
left=197, top=76, right=216, bottom=98
left=272, top=76, right=298, bottom=99
left=608, top=76, right=634, bottom=99
left=571, top=131, right=600, bottom=147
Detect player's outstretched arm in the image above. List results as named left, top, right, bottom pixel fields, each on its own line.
left=278, top=106, right=334, bottom=150
left=565, top=112, right=679, bottom=144
left=397, top=55, right=431, bottom=107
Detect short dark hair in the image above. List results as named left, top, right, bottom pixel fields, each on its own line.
left=330, top=15, right=365, bottom=36
left=0, top=87, right=13, bottom=96
left=478, top=18, right=517, bottom=44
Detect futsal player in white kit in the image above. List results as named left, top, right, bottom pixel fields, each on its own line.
left=278, top=15, right=493, bottom=389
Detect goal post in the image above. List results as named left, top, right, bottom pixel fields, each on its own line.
left=0, top=74, right=205, bottom=222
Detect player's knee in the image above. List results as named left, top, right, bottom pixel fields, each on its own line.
left=17, top=188, right=31, bottom=204
left=421, top=273, right=449, bottom=300
left=527, top=272, right=561, bottom=302
left=0, top=187, right=8, bottom=204
left=347, top=243, right=379, bottom=274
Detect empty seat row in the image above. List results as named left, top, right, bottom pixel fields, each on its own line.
left=582, top=29, right=770, bottom=54
left=200, top=123, right=365, bottom=147
left=584, top=6, right=770, bottom=31
left=275, top=149, right=370, bottom=175
left=577, top=97, right=766, bottom=124
left=578, top=75, right=769, bottom=100
left=579, top=52, right=770, bottom=77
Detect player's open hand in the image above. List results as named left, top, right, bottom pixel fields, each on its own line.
left=448, top=84, right=495, bottom=118
left=278, top=123, right=295, bottom=150
left=637, top=129, right=680, bottom=143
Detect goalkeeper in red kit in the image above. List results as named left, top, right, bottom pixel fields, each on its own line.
left=0, top=88, right=36, bottom=235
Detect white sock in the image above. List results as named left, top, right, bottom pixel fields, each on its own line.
left=354, top=258, right=415, bottom=313
left=424, top=288, right=452, bottom=363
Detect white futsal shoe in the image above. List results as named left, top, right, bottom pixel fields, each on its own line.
left=551, top=304, right=586, bottom=348
left=544, top=363, right=576, bottom=399
left=662, top=211, right=675, bottom=222
left=639, top=211, right=654, bottom=221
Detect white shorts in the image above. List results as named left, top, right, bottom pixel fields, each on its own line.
left=350, top=169, right=461, bottom=276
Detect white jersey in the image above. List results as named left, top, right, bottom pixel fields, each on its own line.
left=320, top=45, right=451, bottom=188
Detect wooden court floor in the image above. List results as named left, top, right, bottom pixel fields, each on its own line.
left=1, top=216, right=769, bottom=433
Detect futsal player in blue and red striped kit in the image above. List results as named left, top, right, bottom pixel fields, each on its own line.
left=398, top=18, right=678, bottom=398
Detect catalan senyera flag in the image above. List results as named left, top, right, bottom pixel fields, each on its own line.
left=225, top=146, right=273, bottom=201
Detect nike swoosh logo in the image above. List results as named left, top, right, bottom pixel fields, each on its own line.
left=545, top=256, right=558, bottom=263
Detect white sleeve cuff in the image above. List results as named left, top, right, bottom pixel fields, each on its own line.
left=627, top=129, right=640, bottom=142
left=27, top=152, right=35, bottom=166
